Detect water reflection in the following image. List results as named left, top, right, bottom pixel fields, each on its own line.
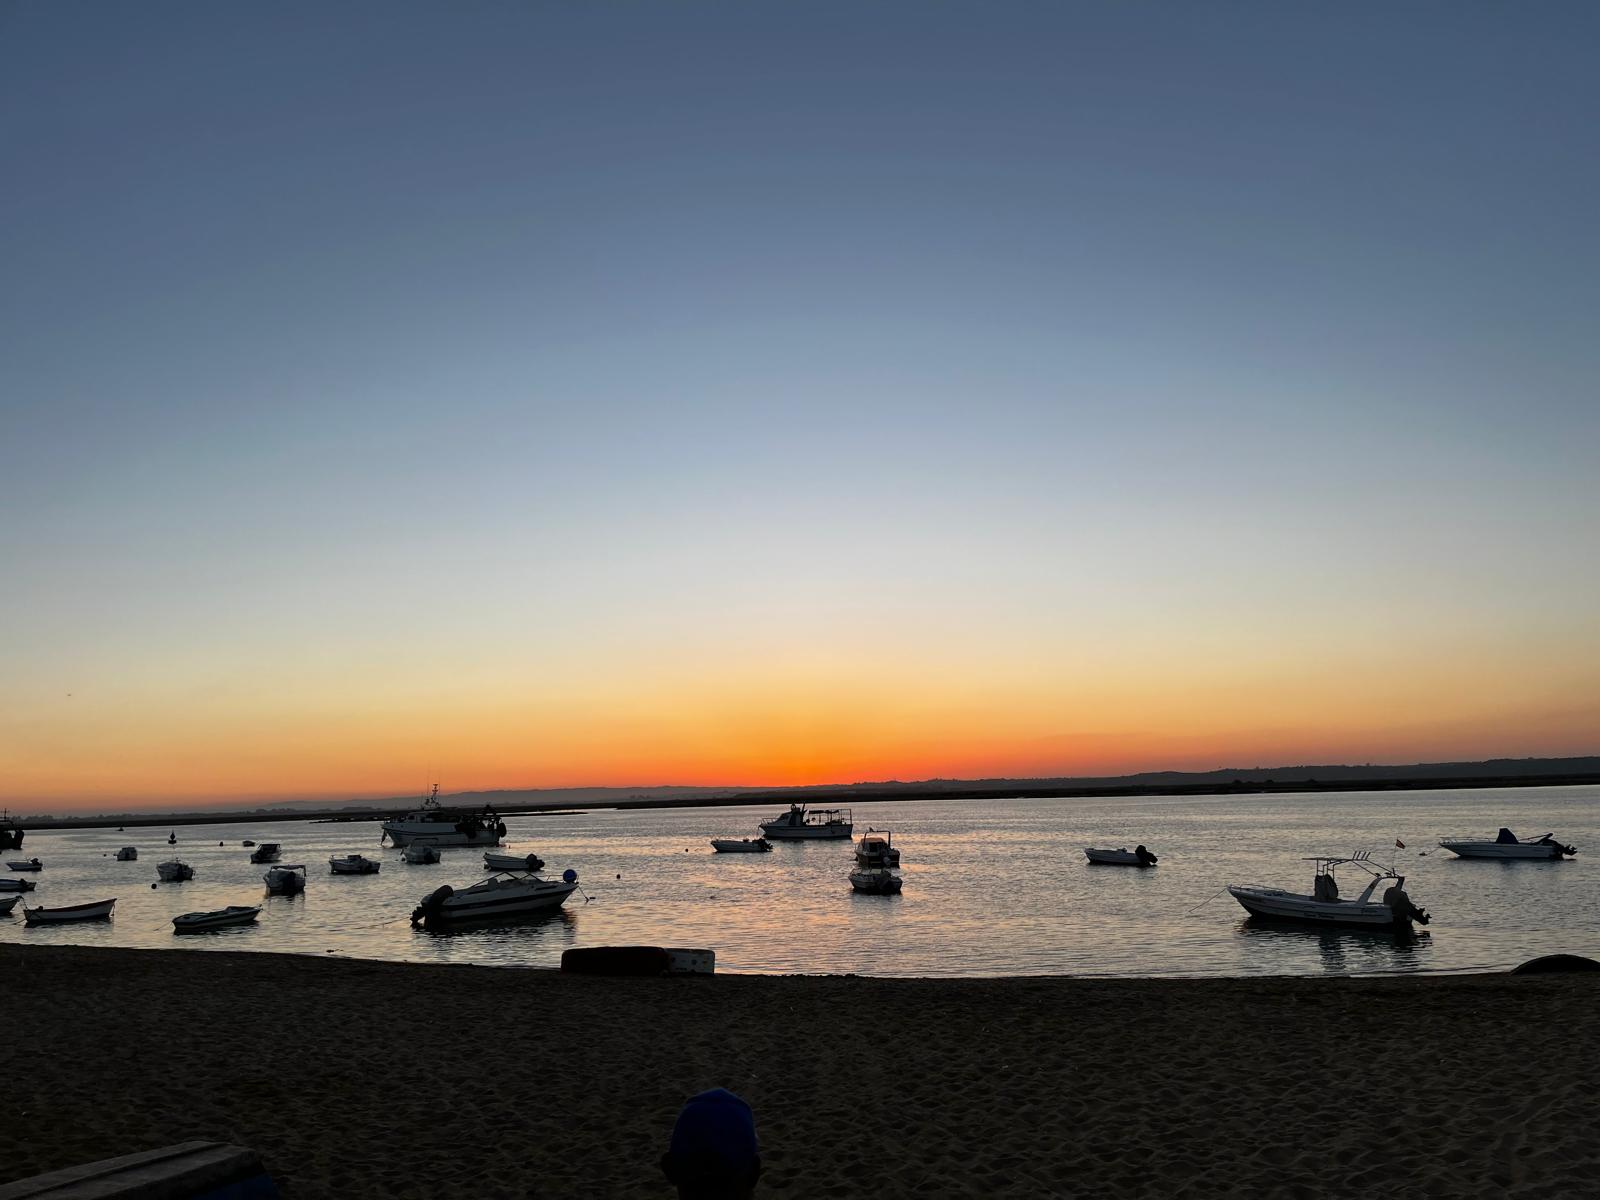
left=1237, top=918, right=1432, bottom=974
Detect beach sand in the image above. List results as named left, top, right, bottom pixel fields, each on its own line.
left=3, top=945, right=1596, bottom=1198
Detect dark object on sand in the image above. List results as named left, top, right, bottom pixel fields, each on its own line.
left=1511, top=954, right=1600, bottom=974
left=562, top=946, right=715, bottom=976
left=0, top=1140, right=279, bottom=1199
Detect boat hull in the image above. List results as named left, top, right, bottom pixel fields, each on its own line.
left=760, top=824, right=853, bottom=840
left=1084, top=849, right=1154, bottom=867
left=0, top=878, right=37, bottom=892
left=415, top=879, right=577, bottom=927
left=329, top=858, right=380, bottom=874
left=382, top=823, right=503, bottom=848
left=710, top=840, right=771, bottom=853
left=6, top=860, right=42, bottom=872
left=24, top=899, right=116, bottom=924
left=174, top=906, right=261, bottom=933
left=0, top=895, right=18, bottom=915
left=484, top=852, right=546, bottom=870
left=1228, top=886, right=1406, bottom=928
left=849, top=870, right=903, bottom=895
left=1438, top=841, right=1569, bottom=860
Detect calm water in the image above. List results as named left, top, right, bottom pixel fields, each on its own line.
left=3, top=787, right=1596, bottom=978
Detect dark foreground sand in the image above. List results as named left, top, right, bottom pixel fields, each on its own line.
left=3, top=945, right=1596, bottom=1198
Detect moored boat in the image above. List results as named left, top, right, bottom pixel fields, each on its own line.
left=402, top=843, right=441, bottom=865
left=484, top=850, right=546, bottom=871
left=1085, top=845, right=1158, bottom=867
left=173, top=905, right=261, bottom=933
left=249, top=843, right=283, bottom=864
left=23, top=898, right=116, bottom=924
left=411, top=868, right=579, bottom=929
left=0, top=877, right=37, bottom=893
left=7, top=858, right=43, bottom=872
left=0, top=809, right=24, bottom=851
left=156, top=859, right=195, bottom=882
left=115, top=846, right=138, bottom=861
left=1228, top=853, right=1429, bottom=929
left=710, top=838, right=772, bottom=854
left=381, top=785, right=506, bottom=848
left=0, top=895, right=18, bottom=916
left=854, top=831, right=900, bottom=867
left=263, top=864, right=307, bottom=895
left=849, top=866, right=903, bottom=895
left=329, top=853, right=381, bottom=875
left=760, top=804, right=853, bottom=841
left=1438, top=829, right=1576, bottom=860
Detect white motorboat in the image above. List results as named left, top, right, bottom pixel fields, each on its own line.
left=0, top=877, right=37, bottom=893
left=854, top=831, right=900, bottom=868
left=411, top=868, right=579, bottom=929
left=263, top=864, right=307, bottom=895
left=115, top=846, right=138, bottom=861
left=173, top=905, right=261, bottom=933
left=710, top=838, right=772, bottom=854
left=380, top=784, right=506, bottom=848
left=249, top=842, right=283, bottom=864
left=402, top=843, right=441, bottom=865
left=156, top=859, right=195, bottom=882
left=23, top=898, right=116, bottom=924
left=329, top=854, right=382, bottom=875
left=760, top=804, right=853, bottom=840
left=484, top=850, right=546, bottom=871
left=849, top=867, right=903, bottom=895
left=7, top=858, right=42, bottom=872
left=1085, top=845, right=1159, bottom=867
left=1228, top=853, right=1429, bottom=929
left=0, top=895, right=18, bottom=916
left=1438, top=829, right=1576, bottom=860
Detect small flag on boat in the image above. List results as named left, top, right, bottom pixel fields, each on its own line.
left=1395, top=839, right=1406, bottom=849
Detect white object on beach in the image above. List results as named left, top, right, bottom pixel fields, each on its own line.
left=173, top=905, right=262, bottom=933
left=760, top=804, right=853, bottom=840
left=264, top=865, right=307, bottom=895
left=329, top=854, right=381, bottom=875
left=402, top=843, right=441, bottom=865
left=710, top=838, right=771, bottom=854
left=157, top=859, right=195, bottom=882
left=381, top=784, right=505, bottom=848
left=1084, top=845, right=1159, bottom=867
left=23, top=897, right=116, bottom=924
left=1437, top=829, right=1576, bottom=860
left=849, top=866, right=903, bottom=895
left=115, top=846, right=139, bottom=861
left=249, top=843, right=283, bottom=864
left=411, top=869, right=578, bottom=928
left=484, top=850, right=545, bottom=871
left=1228, top=853, right=1429, bottom=929
left=6, top=858, right=42, bottom=872
left=854, top=831, right=900, bottom=868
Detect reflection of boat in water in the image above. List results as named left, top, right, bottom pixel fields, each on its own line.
left=710, top=839, right=771, bottom=854
left=1229, top=853, right=1429, bottom=929
left=381, top=785, right=506, bottom=848
left=760, top=804, right=852, bottom=840
left=1438, top=829, right=1576, bottom=860
left=264, top=865, right=307, bottom=895
left=174, top=905, right=261, bottom=933
left=156, top=859, right=195, bottom=882
left=1085, top=845, right=1158, bottom=867
left=330, top=854, right=381, bottom=875
left=411, top=869, right=579, bottom=929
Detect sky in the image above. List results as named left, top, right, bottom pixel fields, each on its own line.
left=2, top=2, right=1597, bottom=809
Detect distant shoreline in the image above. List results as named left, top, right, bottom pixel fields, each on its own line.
left=17, top=769, right=1600, bottom=831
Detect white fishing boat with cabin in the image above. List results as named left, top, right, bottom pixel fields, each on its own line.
left=1085, top=845, right=1159, bottom=867
left=483, top=850, right=546, bottom=871
left=23, top=898, right=116, bottom=924
left=854, top=831, right=900, bottom=867
left=1438, top=829, right=1577, bottom=860
left=710, top=838, right=772, bottom=854
left=264, top=864, right=307, bottom=895
left=380, top=785, right=506, bottom=848
left=173, top=905, right=261, bottom=933
left=411, top=868, right=579, bottom=929
left=329, top=854, right=382, bottom=875
left=1228, top=853, right=1429, bottom=929
left=759, top=804, right=853, bottom=841
left=7, top=858, right=42, bottom=872
left=156, top=859, right=195, bottom=882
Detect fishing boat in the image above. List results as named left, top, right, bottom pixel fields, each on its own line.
left=249, top=842, right=282, bottom=864
left=411, top=868, right=579, bottom=929
left=1438, top=829, right=1577, bottom=860
left=156, top=859, right=195, bottom=882
left=173, top=905, right=261, bottom=933
left=484, top=850, right=546, bottom=871
left=0, top=877, right=37, bottom=893
left=23, top=898, right=116, bottom=924
left=329, top=853, right=381, bottom=875
left=402, top=843, right=441, bottom=865
left=0, top=809, right=23, bottom=852
left=759, top=804, right=853, bottom=841
left=380, top=785, right=506, bottom=848
left=1228, top=853, right=1429, bottom=929
left=854, top=831, right=900, bottom=867
left=263, top=864, right=307, bottom=895
left=848, top=866, right=903, bottom=895
left=0, top=895, right=18, bottom=916
left=115, top=846, right=138, bottom=861
left=710, top=838, right=772, bottom=854
left=6, top=858, right=42, bottom=872
left=1085, top=845, right=1159, bottom=867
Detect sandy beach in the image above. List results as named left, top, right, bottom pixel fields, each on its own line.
left=4, top=945, right=1596, bottom=1198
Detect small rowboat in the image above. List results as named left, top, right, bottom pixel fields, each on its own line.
left=24, top=898, right=116, bottom=924
left=173, top=905, right=262, bottom=933
left=0, top=877, right=37, bottom=893
left=1085, top=845, right=1159, bottom=867
left=0, top=895, right=19, bottom=916
left=6, top=858, right=42, bottom=872
left=484, top=850, right=546, bottom=871
left=710, top=838, right=772, bottom=854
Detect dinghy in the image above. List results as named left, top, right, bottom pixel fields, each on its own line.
left=1229, top=853, right=1428, bottom=929
left=1085, top=845, right=1159, bottom=867
left=484, top=850, right=546, bottom=871
left=6, top=858, right=42, bottom=872
left=156, top=859, right=195, bottom=882
left=1438, top=829, right=1576, bottom=860
left=173, top=905, right=262, bottom=933
left=329, top=854, right=381, bottom=875
left=710, top=838, right=771, bottom=854
left=23, top=898, right=116, bottom=924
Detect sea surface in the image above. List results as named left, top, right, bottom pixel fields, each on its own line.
left=3, top=786, right=1596, bottom=978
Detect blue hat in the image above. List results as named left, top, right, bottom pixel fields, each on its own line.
left=669, top=1088, right=759, bottom=1173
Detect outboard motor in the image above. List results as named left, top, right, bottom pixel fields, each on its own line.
left=411, top=884, right=455, bottom=928
left=1135, top=845, right=1158, bottom=867
left=1382, top=883, right=1429, bottom=926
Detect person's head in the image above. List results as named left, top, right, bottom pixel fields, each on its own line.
left=660, top=1087, right=761, bottom=1199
